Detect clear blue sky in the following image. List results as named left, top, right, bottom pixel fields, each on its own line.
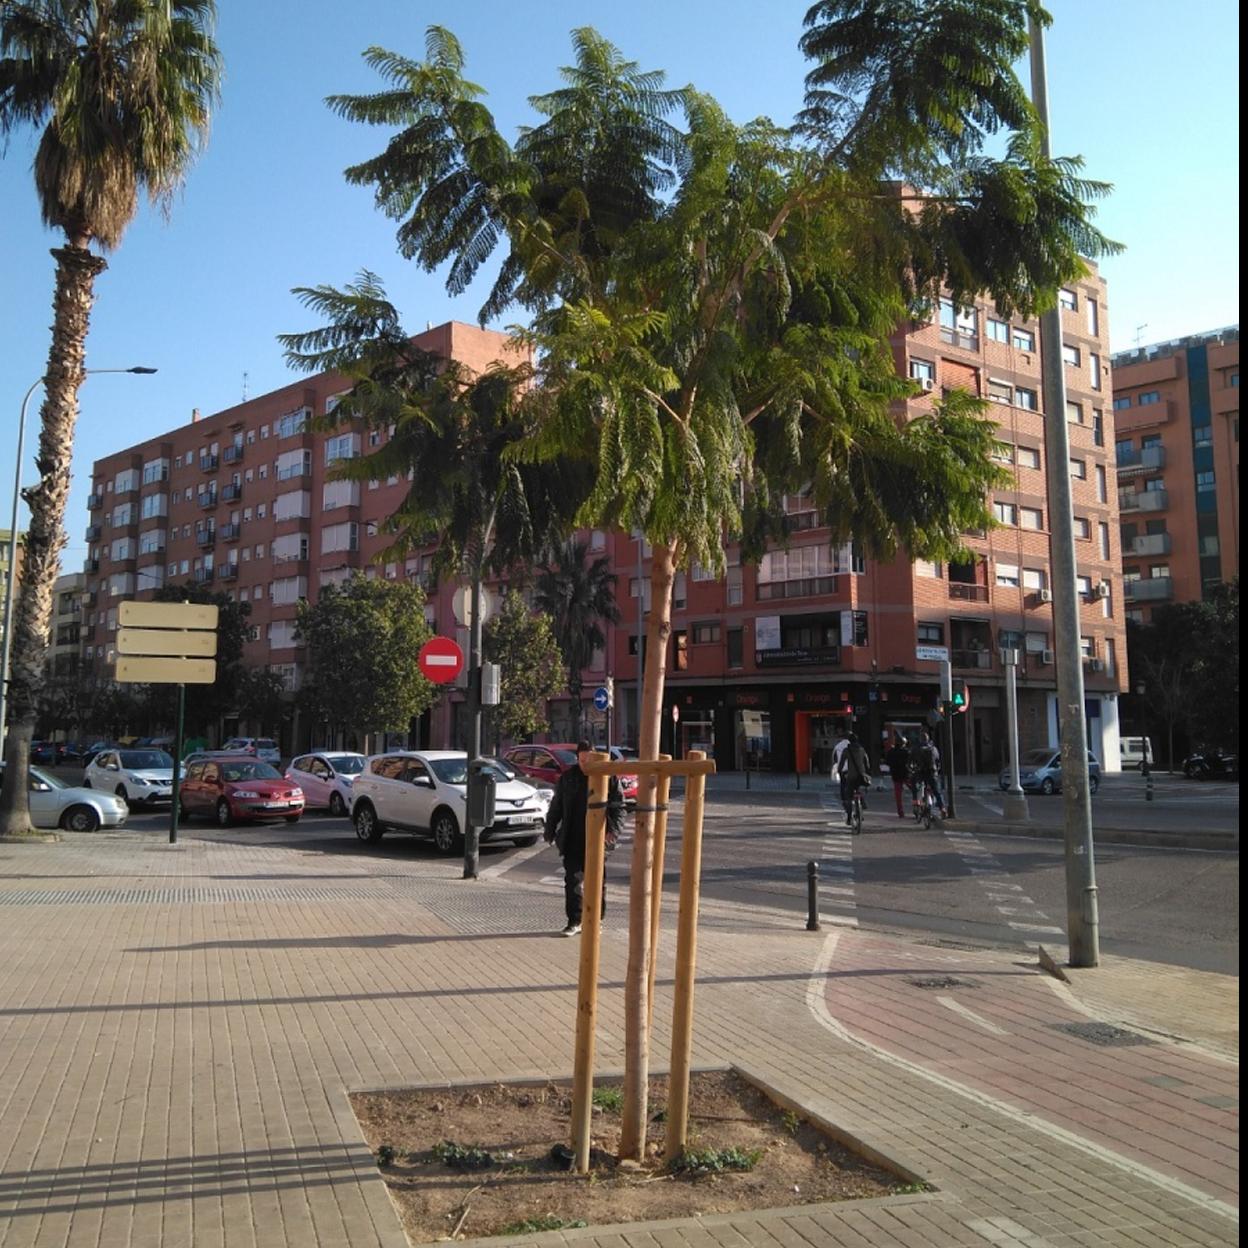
left=1, top=0, right=1239, bottom=562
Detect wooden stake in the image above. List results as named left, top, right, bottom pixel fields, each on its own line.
left=570, top=754, right=610, bottom=1174
left=665, top=749, right=708, bottom=1162
left=646, top=755, right=672, bottom=1033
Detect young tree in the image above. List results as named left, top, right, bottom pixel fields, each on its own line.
left=296, top=576, right=437, bottom=746
left=534, top=541, right=621, bottom=741
left=326, top=8, right=1120, bottom=1158
left=482, top=590, right=564, bottom=744
left=0, top=1, right=222, bottom=834
left=236, top=667, right=291, bottom=739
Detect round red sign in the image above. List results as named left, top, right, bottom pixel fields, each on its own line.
left=418, top=636, right=465, bottom=685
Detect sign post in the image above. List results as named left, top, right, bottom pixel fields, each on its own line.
left=115, top=601, right=219, bottom=844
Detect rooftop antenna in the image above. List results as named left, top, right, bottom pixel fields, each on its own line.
left=242, top=370, right=249, bottom=402
left=1133, top=324, right=1149, bottom=349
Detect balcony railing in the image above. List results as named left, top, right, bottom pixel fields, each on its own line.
left=87, top=493, right=103, bottom=510
left=223, top=444, right=245, bottom=464
left=198, top=491, right=218, bottom=509
left=948, top=582, right=989, bottom=602
left=220, top=522, right=241, bottom=543
left=218, top=562, right=238, bottom=581
left=195, top=527, right=216, bottom=547
left=82, top=591, right=97, bottom=607
left=1115, top=445, right=1166, bottom=474
left=222, top=482, right=243, bottom=502
left=756, top=575, right=838, bottom=601
left=1124, top=576, right=1173, bottom=602
left=1119, top=488, right=1167, bottom=513
left=273, top=551, right=309, bottom=566
left=193, top=566, right=215, bottom=584
left=85, top=524, right=101, bottom=541
left=198, top=454, right=219, bottom=472
left=1124, top=532, right=1171, bottom=557
left=951, top=647, right=993, bottom=669
left=84, top=557, right=99, bottom=573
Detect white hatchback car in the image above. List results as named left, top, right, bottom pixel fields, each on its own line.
left=350, top=751, right=546, bottom=852
left=285, top=752, right=366, bottom=816
left=84, top=747, right=178, bottom=807
left=1, top=763, right=128, bottom=831
left=221, top=737, right=282, bottom=766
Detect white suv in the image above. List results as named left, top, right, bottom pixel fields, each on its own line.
left=350, top=751, right=546, bottom=853
left=222, top=737, right=281, bottom=766
left=84, top=747, right=178, bottom=807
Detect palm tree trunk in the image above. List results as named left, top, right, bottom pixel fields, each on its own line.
left=618, top=537, right=677, bottom=1159
left=0, top=245, right=107, bottom=836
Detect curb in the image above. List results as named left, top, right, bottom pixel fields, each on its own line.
left=943, top=818, right=1237, bottom=852
left=0, top=832, right=61, bottom=843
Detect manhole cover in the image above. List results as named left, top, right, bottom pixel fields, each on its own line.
left=908, top=976, right=975, bottom=990
left=1053, top=1021, right=1155, bottom=1047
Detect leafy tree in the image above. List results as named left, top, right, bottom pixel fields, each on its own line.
left=1189, top=580, right=1238, bottom=757
left=236, top=667, right=291, bottom=739
left=534, top=541, right=621, bottom=741
left=482, top=590, right=564, bottom=743
left=326, top=9, right=1120, bottom=1158
left=295, top=575, right=437, bottom=744
left=0, top=1, right=222, bottom=834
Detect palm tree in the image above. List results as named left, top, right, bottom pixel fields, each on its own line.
left=0, top=1, right=222, bottom=835
left=534, top=540, right=621, bottom=742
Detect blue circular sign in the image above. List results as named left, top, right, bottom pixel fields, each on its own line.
left=592, top=686, right=610, bottom=712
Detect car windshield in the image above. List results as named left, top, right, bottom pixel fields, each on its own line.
left=1022, top=749, right=1056, bottom=766
left=551, top=748, right=578, bottom=766
left=222, top=762, right=282, bottom=782
left=428, top=758, right=512, bottom=785
left=256, top=740, right=277, bottom=750
left=11, top=765, right=70, bottom=791
left=120, top=750, right=173, bottom=769
left=326, top=755, right=364, bottom=774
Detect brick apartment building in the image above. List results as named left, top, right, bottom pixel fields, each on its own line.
left=80, top=284, right=1130, bottom=773
left=1110, top=327, right=1239, bottom=621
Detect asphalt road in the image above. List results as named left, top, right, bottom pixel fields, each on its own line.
left=106, top=775, right=1239, bottom=976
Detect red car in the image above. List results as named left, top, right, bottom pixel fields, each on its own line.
left=502, top=743, right=638, bottom=807
left=179, top=755, right=304, bottom=826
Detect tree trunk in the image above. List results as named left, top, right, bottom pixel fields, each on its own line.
left=0, top=245, right=107, bottom=836
left=618, top=537, right=677, bottom=1159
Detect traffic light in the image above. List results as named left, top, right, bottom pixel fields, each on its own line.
left=951, top=678, right=969, bottom=713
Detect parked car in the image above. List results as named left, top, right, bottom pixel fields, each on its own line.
left=1119, top=736, right=1153, bottom=770
left=81, top=741, right=112, bottom=768
left=57, top=742, right=85, bottom=764
left=350, top=750, right=546, bottom=852
left=285, top=752, right=366, bottom=816
left=0, top=762, right=128, bottom=832
left=607, top=746, right=640, bottom=807
left=221, top=737, right=281, bottom=765
left=179, top=756, right=304, bottom=826
left=30, top=741, right=59, bottom=765
left=1182, top=750, right=1238, bottom=781
left=502, top=742, right=639, bottom=807
left=999, top=748, right=1101, bottom=796
left=84, top=748, right=178, bottom=807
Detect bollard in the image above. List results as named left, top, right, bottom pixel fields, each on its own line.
left=796, top=769, right=801, bottom=792
left=806, top=860, right=821, bottom=931
left=745, top=767, right=751, bottom=792
left=1143, top=761, right=1153, bottom=802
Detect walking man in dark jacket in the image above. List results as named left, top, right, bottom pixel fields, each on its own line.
left=885, top=734, right=912, bottom=818
left=543, top=740, right=625, bottom=936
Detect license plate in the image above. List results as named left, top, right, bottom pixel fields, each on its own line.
left=262, top=801, right=291, bottom=809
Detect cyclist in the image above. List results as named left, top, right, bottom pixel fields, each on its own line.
left=837, top=732, right=871, bottom=827
left=912, top=729, right=947, bottom=818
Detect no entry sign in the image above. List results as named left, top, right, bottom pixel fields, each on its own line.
left=418, top=636, right=464, bottom=684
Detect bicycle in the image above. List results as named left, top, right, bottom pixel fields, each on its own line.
left=913, top=779, right=941, bottom=829
left=847, top=781, right=867, bottom=835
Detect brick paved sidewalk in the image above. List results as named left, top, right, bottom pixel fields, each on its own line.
left=0, top=830, right=1238, bottom=1247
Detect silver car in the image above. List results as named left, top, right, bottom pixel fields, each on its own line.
left=1000, top=748, right=1101, bottom=796
left=1, top=763, right=128, bottom=832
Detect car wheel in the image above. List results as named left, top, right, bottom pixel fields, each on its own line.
left=328, top=791, right=347, bottom=817
left=61, top=805, right=100, bottom=832
left=1089, top=776, right=1100, bottom=795
left=216, top=799, right=234, bottom=828
left=284, top=814, right=301, bottom=824
left=178, top=802, right=194, bottom=822
left=1040, top=777, right=1056, bottom=795
left=512, top=835, right=539, bottom=849
left=354, top=802, right=384, bottom=843
left=432, top=809, right=461, bottom=855
left=115, top=784, right=130, bottom=805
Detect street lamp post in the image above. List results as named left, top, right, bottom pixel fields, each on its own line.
left=0, top=367, right=157, bottom=750
left=1001, top=649, right=1030, bottom=821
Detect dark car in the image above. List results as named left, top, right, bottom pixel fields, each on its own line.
left=179, top=756, right=304, bottom=826
left=57, top=742, right=84, bottom=764
left=30, top=741, right=59, bottom=765
left=1182, top=750, right=1238, bottom=780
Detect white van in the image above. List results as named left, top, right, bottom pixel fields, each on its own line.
left=1120, top=737, right=1153, bottom=770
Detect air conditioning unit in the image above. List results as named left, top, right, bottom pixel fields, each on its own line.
left=1094, top=581, right=1111, bottom=599
left=1040, top=649, right=1055, bottom=665
left=1036, top=588, right=1053, bottom=604
left=920, top=377, right=936, bottom=392
left=1088, top=658, right=1106, bottom=672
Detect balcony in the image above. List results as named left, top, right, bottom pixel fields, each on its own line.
left=218, top=562, right=239, bottom=581
left=1119, top=488, right=1167, bottom=513
left=272, top=552, right=309, bottom=568
left=87, top=493, right=103, bottom=510
left=85, top=524, right=101, bottom=541
left=1124, top=532, right=1171, bottom=557
left=198, top=454, right=219, bottom=473
left=755, top=644, right=841, bottom=668
left=195, top=527, right=216, bottom=548
left=1124, top=576, right=1173, bottom=602
left=84, top=557, right=99, bottom=573
left=223, top=444, right=245, bottom=464
left=82, top=591, right=97, bottom=607
left=951, top=647, right=993, bottom=669
left=193, top=566, right=215, bottom=585
left=756, top=575, right=838, bottom=601
left=1115, top=445, right=1166, bottom=475
left=948, top=582, right=989, bottom=603
left=222, top=482, right=243, bottom=502
left=220, top=522, right=241, bottom=543
left=198, top=491, right=218, bottom=510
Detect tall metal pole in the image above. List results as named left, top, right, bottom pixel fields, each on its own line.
left=463, top=569, right=483, bottom=879
left=1002, top=651, right=1030, bottom=820
left=0, top=379, right=40, bottom=753
left=1028, top=16, right=1099, bottom=967
left=169, top=683, right=185, bottom=844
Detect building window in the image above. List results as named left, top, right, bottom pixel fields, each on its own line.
left=1066, top=400, right=1084, bottom=424
left=1022, top=568, right=1047, bottom=591
left=1089, top=353, right=1102, bottom=390
left=1012, top=327, right=1035, bottom=351
left=1014, top=386, right=1039, bottom=411
left=1062, top=343, right=1081, bottom=367
left=986, top=377, right=1013, bottom=405
left=1092, top=410, right=1104, bottom=447
left=1069, top=458, right=1087, bottom=479
left=914, top=559, right=943, bottom=578
left=995, top=563, right=1020, bottom=588
left=1099, top=522, right=1111, bottom=559
left=1059, top=288, right=1078, bottom=311
left=727, top=628, right=744, bottom=669
left=917, top=621, right=944, bottom=644
left=1076, top=575, right=1092, bottom=597
left=1087, top=297, right=1098, bottom=336
left=276, top=409, right=308, bottom=439
left=1138, top=390, right=1161, bottom=406
left=1073, top=515, right=1090, bottom=539
left=1095, top=464, right=1107, bottom=502
left=991, top=441, right=1014, bottom=464
left=939, top=299, right=978, bottom=348
left=987, top=318, right=1009, bottom=343
left=1196, top=470, right=1216, bottom=492
left=673, top=630, right=688, bottom=671
left=692, top=622, right=721, bottom=645
left=1193, top=425, right=1213, bottom=447
left=1017, top=446, right=1041, bottom=470
left=992, top=501, right=1017, bottom=526
left=910, top=358, right=935, bottom=384
left=727, top=567, right=743, bottom=606
left=1113, top=396, right=1132, bottom=411
left=1021, top=507, right=1044, bottom=531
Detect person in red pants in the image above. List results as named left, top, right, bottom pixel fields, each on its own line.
left=885, top=734, right=913, bottom=818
